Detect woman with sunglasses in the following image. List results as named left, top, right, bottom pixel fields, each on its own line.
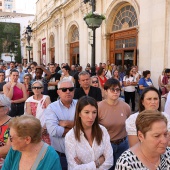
left=98, top=78, right=131, bottom=169
left=2, top=115, right=62, bottom=170
left=25, top=80, right=51, bottom=145
left=0, top=94, right=11, bottom=168
left=65, top=96, right=113, bottom=169
left=91, top=76, right=99, bottom=88
left=3, top=69, right=27, bottom=117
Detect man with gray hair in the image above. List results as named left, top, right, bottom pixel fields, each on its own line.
left=45, top=79, right=77, bottom=170
left=74, top=71, right=102, bottom=101
left=0, top=94, right=11, bottom=168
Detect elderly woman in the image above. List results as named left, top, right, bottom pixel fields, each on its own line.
left=116, top=110, right=170, bottom=169
left=65, top=96, right=113, bottom=169
left=126, top=86, right=170, bottom=147
left=91, top=76, right=99, bottom=88
left=0, top=94, right=11, bottom=168
left=25, top=80, right=51, bottom=145
left=98, top=78, right=131, bottom=169
left=2, top=115, right=62, bottom=170
left=3, top=69, right=27, bottom=117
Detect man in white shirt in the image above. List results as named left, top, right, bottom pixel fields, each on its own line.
left=45, top=79, right=77, bottom=170
left=5, top=62, right=15, bottom=78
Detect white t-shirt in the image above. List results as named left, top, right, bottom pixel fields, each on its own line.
left=125, top=111, right=170, bottom=135
left=123, top=76, right=136, bottom=92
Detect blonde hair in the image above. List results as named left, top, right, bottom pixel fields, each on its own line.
left=8, top=115, right=42, bottom=143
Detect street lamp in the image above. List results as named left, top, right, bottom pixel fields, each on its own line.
left=25, top=25, right=33, bottom=62
left=83, top=0, right=105, bottom=69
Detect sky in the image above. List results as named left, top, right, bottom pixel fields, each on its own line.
left=15, top=0, right=36, bottom=14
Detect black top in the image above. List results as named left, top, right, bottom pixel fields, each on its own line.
left=74, top=86, right=102, bottom=101
left=0, top=82, right=6, bottom=92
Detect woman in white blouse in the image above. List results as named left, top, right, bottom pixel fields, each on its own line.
left=65, top=96, right=113, bottom=170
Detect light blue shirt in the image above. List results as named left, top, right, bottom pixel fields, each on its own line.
left=45, top=99, right=77, bottom=153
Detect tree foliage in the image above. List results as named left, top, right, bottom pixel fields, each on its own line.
left=0, top=22, right=21, bottom=62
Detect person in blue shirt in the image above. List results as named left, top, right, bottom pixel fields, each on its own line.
left=139, top=70, right=153, bottom=95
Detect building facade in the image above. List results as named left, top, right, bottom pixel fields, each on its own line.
left=23, top=0, right=170, bottom=86
left=0, top=0, right=16, bottom=12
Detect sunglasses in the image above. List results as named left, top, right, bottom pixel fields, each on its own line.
left=92, top=81, right=98, bottom=84
left=32, top=86, right=43, bottom=89
left=59, top=87, right=74, bottom=92
left=109, top=88, right=121, bottom=93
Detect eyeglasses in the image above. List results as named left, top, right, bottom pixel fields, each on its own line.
left=0, top=106, right=4, bottom=108
left=92, top=81, right=98, bottom=84
left=59, top=87, right=74, bottom=92
left=109, top=88, right=121, bottom=93
left=32, top=86, right=43, bottom=90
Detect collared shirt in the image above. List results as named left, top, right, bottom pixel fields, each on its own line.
left=45, top=99, right=77, bottom=153
left=65, top=125, right=113, bottom=170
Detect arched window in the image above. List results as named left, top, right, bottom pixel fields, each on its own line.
left=71, top=28, right=79, bottom=42
left=112, top=5, right=138, bottom=31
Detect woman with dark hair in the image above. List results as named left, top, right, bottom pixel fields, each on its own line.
left=0, top=71, right=6, bottom=93
left=126, top=86, right=170, bottom=147
left=112, top=69, right=122, bottom=86
left=98, top=78, right=131, bottom=169
left=123, top=68, right=137, bottom=111
left=138, top=70, right=153, bottom=95
left=60, top=65, right=74, bottom=83
left=97, top=67, right=107, bottom=99
left=116, top=110, right=170, bottom=170
left=23, top=73, right=32, bottom=97
left=65, top=96, right=113, bottom=170
left=3, top=69, right=27, bottom=117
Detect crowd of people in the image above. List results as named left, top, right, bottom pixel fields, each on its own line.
left=0, top=60, right=170, bottom=169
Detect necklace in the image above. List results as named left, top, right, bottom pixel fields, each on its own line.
left=140, top=146, right=160, bottom=169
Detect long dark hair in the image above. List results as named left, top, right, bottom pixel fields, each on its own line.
left=74, top=96, right=103, bottom=145
left=139, top=86, right=161, bottom=112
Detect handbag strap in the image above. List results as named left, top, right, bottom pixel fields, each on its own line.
left=31, top=143, right=48, bottom=170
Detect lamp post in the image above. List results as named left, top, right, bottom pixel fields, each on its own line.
left=25, top=25, right=33, bottom=62
left=83, top=0, right=105, bottom=70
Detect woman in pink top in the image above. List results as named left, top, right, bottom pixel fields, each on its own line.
left=25, top=80, right=51, bottom=145
left=3, top=69, right=27, bottom=117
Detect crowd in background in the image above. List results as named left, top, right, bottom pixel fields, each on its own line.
left=0, top=60, right=170, bottom=169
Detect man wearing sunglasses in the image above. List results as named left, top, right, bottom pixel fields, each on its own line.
left=45, top=79, right=77, bottom=170
left=74, top=71, right=102, bottom=102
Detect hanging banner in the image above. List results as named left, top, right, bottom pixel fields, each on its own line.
left=42, top=38, right=46, bottom=65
